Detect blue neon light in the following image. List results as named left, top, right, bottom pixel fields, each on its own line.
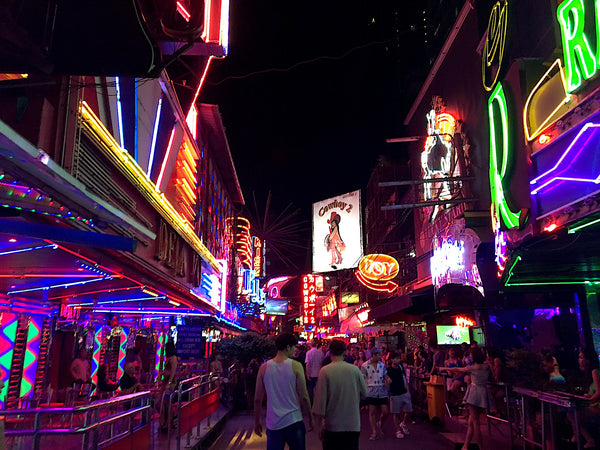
left=0, top=244, right=57, bottom=256
left=7, top=276, right=110, bottom=295
left=115, top=77, right=125, bottom=149
left=148, top=96, right=163, bottom=175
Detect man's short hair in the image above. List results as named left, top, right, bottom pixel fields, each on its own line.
left=275, top=333, right=298, bottom=351
left=387, top=351, right=400, bottom=360
left=329, top=339, right=347, bottom=356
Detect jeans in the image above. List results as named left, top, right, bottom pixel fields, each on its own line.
left=307, top=377, right=318, bottom=401
left=266, top=420, right=306, bottom=450
left=322, top=430, right=360, bottom=450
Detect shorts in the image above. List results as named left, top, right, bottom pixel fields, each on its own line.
left=390, top=392, right=413, bottom=414
left=365, top=396, right=388, bottom=406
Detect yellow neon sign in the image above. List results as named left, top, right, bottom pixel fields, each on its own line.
left=523, top=59, right=572, bottom=143
left=78, top=101, right=220, bottom=272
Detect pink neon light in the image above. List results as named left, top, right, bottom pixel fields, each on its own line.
left=202, top=0, right=212, bottom=41
left=530, top=122, right=600, bottom=194
left=189, top=56, right=214, bottom=117
left=156, top=127, right=177, bottom=191
left=176, top=1, right=191, bottom=21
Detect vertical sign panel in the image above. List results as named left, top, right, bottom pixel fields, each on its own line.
left=20, top=315, right=43, bottom=398
left=0, top=312, right=18, bottom=409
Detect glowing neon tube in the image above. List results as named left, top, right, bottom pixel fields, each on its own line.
left=20, top=315, right=43, bottom=398
left=154, top=331, right=166, bottom=382
left=90, top=325, right=103, bottom=390
left=116, top=328, right=128, bottom=381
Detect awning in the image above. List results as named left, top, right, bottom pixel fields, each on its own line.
left=369, top=295, right=412, bottom=322
left=0, top=119, right=155, bottom=240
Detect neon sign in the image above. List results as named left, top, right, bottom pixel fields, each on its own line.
left=252, top=236, right=264, bottom=277
left=0, top=312, right=17, bottom=408
left=482, top=1, right=509, bottom=91
left=530, top=122, right=600, bottom=195
left=430, top=225, right=484, bottom=295
left=455, top=316, right=476, bottom=327
left=557, top=0, right=598, bottom=93
left=355, top=303, right=371, bottom=326
left=322, top=292, right=337, bottom=317
left=302, top=274, right=317, bottom=330
left=20, top=316, right=43, bottom=399
left=523, top=59, right=572, bottom=142
left=421, top=98, right=458, bottom=221
left=355, top=254, right=399, bottom=293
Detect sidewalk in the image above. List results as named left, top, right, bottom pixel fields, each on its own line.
left=209, top=409, right=462, bottom=449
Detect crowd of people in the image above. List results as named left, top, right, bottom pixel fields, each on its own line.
left=253, top=334, right=600, bottom=450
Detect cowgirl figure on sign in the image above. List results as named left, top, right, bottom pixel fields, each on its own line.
left=324, top=212, right=345, bottom=269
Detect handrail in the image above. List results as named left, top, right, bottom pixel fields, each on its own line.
left=2, top=391, right=151, bottom=450
left=163, top=374, right=219, bottom=448
left=1, top=391, right=150, bottom=416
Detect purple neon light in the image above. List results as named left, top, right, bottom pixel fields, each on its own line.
left=531, top=122, right=600, bottom=195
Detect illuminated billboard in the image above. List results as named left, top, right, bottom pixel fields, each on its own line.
left=312, top=190, right=363, bottom=273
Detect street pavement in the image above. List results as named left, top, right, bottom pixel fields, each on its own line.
left=208, top=409, right=458, bottom=449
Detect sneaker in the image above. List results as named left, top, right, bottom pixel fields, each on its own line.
left=396, top=430, right=405, bottom=439
left=400, top=423, right=410, bottom=435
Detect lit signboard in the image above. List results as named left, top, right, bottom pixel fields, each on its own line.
left=355, top=254, right=399, bottom=293
left=312, top=190, right=363, bottom=273
left=190, top=260, right=227, bottom=311
left=302, top=274, right=317, bottom=330
left=252, top=236, right=265, bottom=277
left=430, top=225, right=484, bottom=295
left=322, top=292, right=337, bottom=317
left=341, top=292, right=359, bottom=304
left=421, top=99, right=458, bottom=221
left=530, top=118, right=600, bottom=217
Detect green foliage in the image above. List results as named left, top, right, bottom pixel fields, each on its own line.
left=505, top=348, right=545, bottom=388
left=215, top=332, right=276, bottom=365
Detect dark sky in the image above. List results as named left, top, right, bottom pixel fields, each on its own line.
left=201, top=2, right=425, bottom=274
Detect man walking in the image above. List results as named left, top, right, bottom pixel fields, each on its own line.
left=361, top=347, right=389, bottom=440
left=313, top=339, right=367, bottom=450
left=305, top=340, right=324, bottom=401
left=254, top=333, right=313, bottom=450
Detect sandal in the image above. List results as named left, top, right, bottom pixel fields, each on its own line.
left=369, top=433, right=379, bottom=441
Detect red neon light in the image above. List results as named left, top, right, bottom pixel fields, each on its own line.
left=302, top=274, right=317, bottom=329
left=538, top=133, right=551, bottom=145
left=355, top=254, right=399, bottom=293
left=156, top=127, right=177, bottom=190
left=455, top=316, right=475, bottom=327
left=176, top=1, right=191, bottom=21
left=543, top=223, right=558, bottom=232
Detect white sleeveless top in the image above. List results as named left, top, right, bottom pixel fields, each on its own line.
left=264, top=358, right=303, bottom=430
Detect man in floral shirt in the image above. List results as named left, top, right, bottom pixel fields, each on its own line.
left=360, top=347, right=388, bottom=440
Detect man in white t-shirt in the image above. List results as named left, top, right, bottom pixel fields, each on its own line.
left=313, top=339, right=367, bottom=450
left=305, top=340, right=324, bottom=401
left=254, top=333, right=313, bottom=450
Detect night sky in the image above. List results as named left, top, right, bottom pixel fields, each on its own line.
left=201, top=2, right=427, bottom=275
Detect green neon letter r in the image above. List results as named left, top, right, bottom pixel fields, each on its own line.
left=557, top=0, right=597, bottom=92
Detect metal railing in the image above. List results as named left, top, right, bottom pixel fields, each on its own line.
left=2, top=391, right=151, bottom=450
left=164, top=374, right=220, bottom=449
left=513, top=386, right=590, bottom=450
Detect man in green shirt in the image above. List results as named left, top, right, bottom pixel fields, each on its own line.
left=312, top=340, right=367, bottom=450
